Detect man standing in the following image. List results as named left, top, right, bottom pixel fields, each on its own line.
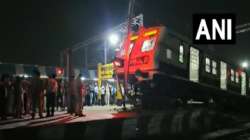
left=67, top=75, right=75, bottom=114
left=74, top=74, right=85, bottom=116
left=84, top=84, right=90, bottom=106
left=57, top=79, right=64, bottom=111
left=105, top=83, right=110, bottom=105
left=101, top=84, right=106, bottom=106
left=14, top=76, right=22, bottom=118
left=110, top=85, right=116, bottom=105
left=21, top=78, right=31, bottom=115
left=46, top=74, right=58, bottom=117
left=0, top=74, right=10, bottom=120
left=89, top=83, right=94, bottom=106
left=94, top=83, right=98, bottom=105
left=31, top=71, right=43, bottom=119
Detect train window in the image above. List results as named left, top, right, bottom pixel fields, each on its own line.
left=205, top=57, right=211, bottom=73
left=212, top=61, right=217, bottom=75
left=231, top=69, right=235, bottom=82
left=166, top=49, right=172, bottom=59
left=179, top=45, right=184, bottom=63
left=141, top=37, right=156, bottom=52
left=235, top=72, right=239, bottom=83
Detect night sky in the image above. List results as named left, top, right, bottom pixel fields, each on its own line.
left=1, top=0, right=250, bottom=67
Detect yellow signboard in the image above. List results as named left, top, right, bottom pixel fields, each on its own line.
left=100, top=63, right=114, bottom=80
left=97, top=63, right=123, bottom=101
left=97, top=63, right=114, bottom=99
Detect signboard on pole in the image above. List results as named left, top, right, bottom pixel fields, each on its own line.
left=97, top=63, right=114, bottom=99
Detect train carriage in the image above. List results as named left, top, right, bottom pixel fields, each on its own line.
left=114, top=26, right=250, bottom=108
left=200, top=53, right=220, bottom=88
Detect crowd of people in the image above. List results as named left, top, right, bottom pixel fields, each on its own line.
left=0, top=71, right=122, bottom=120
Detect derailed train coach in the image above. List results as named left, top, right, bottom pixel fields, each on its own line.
left=114, top=26, right=250, bottom=107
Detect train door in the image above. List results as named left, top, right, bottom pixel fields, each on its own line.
left=189, top=47, right=199, bottom=82
left=220, top=61, right=227, bottom=90
left=241, top=72, right=246, bottom=95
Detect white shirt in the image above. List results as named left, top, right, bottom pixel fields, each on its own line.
left=105, top=85, right=110, bottom=95
left=101, top=86, right=105, bottom=95
left=94, top=86, right=98, bottom=93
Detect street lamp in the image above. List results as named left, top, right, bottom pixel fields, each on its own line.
left=241, top=61, right=248, bottom=68
left=108, top=33, right=119, bottom=46
left=104, top=33, right=120, bottom=64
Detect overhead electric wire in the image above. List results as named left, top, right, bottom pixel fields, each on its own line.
left=71, top=14, right=143, bottom=52
left=236, top=22, right=250, bottom=34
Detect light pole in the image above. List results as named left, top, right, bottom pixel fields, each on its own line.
left=109, top=33, right=120, bottom=46
left=104, top=40, right=108, bottom=64
left=104, top=33, right=120, bottom=64
left=84, top=47, right=87, bottom=68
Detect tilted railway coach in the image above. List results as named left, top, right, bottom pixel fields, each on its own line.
left=114, top=26, right=250, bottom=109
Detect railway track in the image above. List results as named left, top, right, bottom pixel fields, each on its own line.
left=202, top=122, right=250, bottom=140
left=135, top=106, right=250, bottom=140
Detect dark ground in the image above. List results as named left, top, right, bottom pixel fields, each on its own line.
left=1, top=107, right=250, bottom=140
